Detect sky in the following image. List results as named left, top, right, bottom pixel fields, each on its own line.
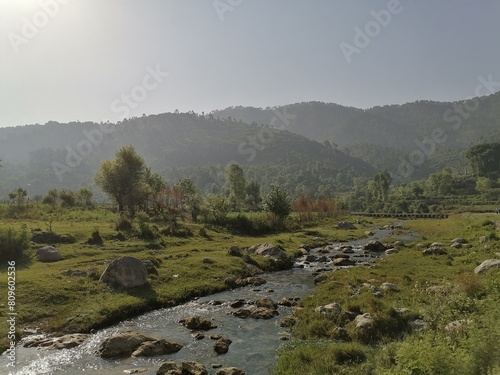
left=0, top=0, right=499, bottom=128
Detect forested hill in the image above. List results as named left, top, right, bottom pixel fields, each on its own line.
left=212, top=91, right=500, bottom=150
left=0, top=112, right=375, bottom=198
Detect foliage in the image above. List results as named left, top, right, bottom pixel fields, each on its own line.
left=263, top=183, right=292, bottom=223
left=467, top=142, right=500, bottom=179
left=94, top=145, right=147, bottom=214
left=0, top=226, right=31, bottom=263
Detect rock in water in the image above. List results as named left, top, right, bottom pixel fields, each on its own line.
left=214, top=338, right=232, bottom=354
left=247, top=243, right=288, bottom=260
left=99, top=256, right=148, bottom=288
left=179, top=316, right=217, bottom=330
left=97, top=332, right=157, bottom=358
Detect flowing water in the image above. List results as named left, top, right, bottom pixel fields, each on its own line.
left=3, top=224, right=418, bottom=375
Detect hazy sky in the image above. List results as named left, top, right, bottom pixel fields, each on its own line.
left=0, top=0, right=499, bottom=127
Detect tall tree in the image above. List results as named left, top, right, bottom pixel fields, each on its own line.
left=466, top=142, right=500, bottom=179
left=263, top=183, right=292, bottom=223
left=94, top=145, right=146, bottom=213
left=226, top=163, right=246, bottom=211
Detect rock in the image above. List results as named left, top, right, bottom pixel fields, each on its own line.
left=99, top=256, right=148, bottom=288
left=231, top=309, right=252, bottom=318
left=192, top=332, right=205, bottom=340
left=385, top=248, right=399, bottom=255
left=97, top=332, right=159, bottom=358
left=409, top=319, right=427, bottom=330
left=212, top=364, right=223, bottom=369
left=157, top=361, right=208, bottom=375
left=210, top=334, right=222, bottom=340
left=124, top=368, right=148, bottom=374
left=214, top=337, right=232, bottom=354
left=297, top=248, right=309, bottom=256
left=61, top=269, right=87, bottom=277
left=278, top=297, right=300, bottom=307
left=394, top=241, right=405, bottom=247
left=250, top=307, right=279, bottom=319
left=451, top=238, right=468, bottom=244
left=364, top=240, right=386, bottom=252
left=314, top=303, right=341, bottom=317
left=179, top=316, right=217, bottom=331
left=314, top=274, right=328, bottom=284
left=416, top=243, right=428, bottom=249
left=305, top=255, right=318, bottom=262
left=341, top=247, right=355, bottom=254
left=480, top=236, right=490, bottom=244
left=36, top=246, right=62, bottom=262
left=380, top=282, right=399, bottom=292
left=224, top=277, right=236, bottom=288
left=245, top=277, right=266, bottom=286
left=248, top=243, right=287, bottom=260
left=365, top=231, right=374, bottom=236
left=370, top=285, right=384, bottom=297
left=336, top=221, right=357, bottom=230
left=354, top=313, right=373, bottom=329
left=255, top=298, right=277, bottom=310
left=202, top=257, right=214, bottom=264
left=333, top=258, right=355, bottom=266
left=279, top=316, right=297, bottom=327
left=132, top=339, right=183, bottom=357
left=228, top=246, right=243, bottom=257
left=32, top=231, right=76, bottom=244
left=450, top=242, right=462, bottom=249
left=422, top=247, right=447, bottom=256
left=142, top=260, right=158, bottom=275
left=23, top=333, right=90, bottom=350
left=431, top=242, right=444, bottom=247
left=445, top=319, right=473, bottom=332
left=230, top=299, right=245, bottom=308
left=216, top=368, right=246, bottom=375
left=474, top=259, right=500, bottom=274
left=331, top=327, right=351, bottom=342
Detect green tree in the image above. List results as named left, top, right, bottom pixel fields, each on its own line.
left=426, top=168, right=453, bottom=196
left=226, top=163, right=246, bottom=211
left=43, top=189, right=59, bottom=206
left=59, top=190, right=77, bottom=207
left=245, top=179, right=261, bottom=211
left=263, top=183, right=292, bottom=223
left=466, top=142, right=500, bottom=179
left=206, top=194, right=231, bottom=224
left=77, top=187, right=93, bottom=208
left=94, top=145, right=146, bottom=214
left=174, top=177, right=201, bottom=222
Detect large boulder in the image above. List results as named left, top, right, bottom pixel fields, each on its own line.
left=132, top=339, right=183, bottom=357
left=422, top=246, right=447, bottom=256
left=36, top=246, right=62, bottom=262
left=179, top=316, right=217, bottom=330
left=248, top=243, right=287, bottom=260
left=99, top=256, right=148, bottom=288
left=336, top=221, right=357, bottom=230
left=474, top=259, right=500, bottom=274
left=97, top=332, right=177, bottom=358
left=364, top=240, right=386, bottom=252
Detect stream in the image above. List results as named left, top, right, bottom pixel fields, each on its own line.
left=2, top=224, right=418, bottom=375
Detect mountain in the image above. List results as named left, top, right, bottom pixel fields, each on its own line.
left=0, top=113, right=375, bottom=199
left=212, top=92, right=500, bottom=178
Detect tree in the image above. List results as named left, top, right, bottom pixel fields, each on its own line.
left=43, top=189, right=58, bottom=205
left=9, top=188, right=27, bottom=207
left=77, top=187, right=93, bottom=208
left=245, top=179, right=261, bottom=211
left=206, top=194, right=231, bottom=224
left=263, top=183, right=292, bottom=223
left=94, top=145, right=146, bottom=214
left=226, top=163, right=246, bottom=211
left=59, top=190, right=77, bottom=207
left=466, top=142, right=500, bottom=179
left=174, top=177, right=201, bottom=222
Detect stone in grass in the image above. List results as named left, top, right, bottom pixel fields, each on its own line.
left=474, top=259, right=500, bottom=274
left=99, top=256, right=148, bottom=288
left=36, top=246, right=62, bottom=262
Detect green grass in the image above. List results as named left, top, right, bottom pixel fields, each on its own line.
left=0, top=209, right=377, bottom=352
left=273, top=213, right=500, bottom=375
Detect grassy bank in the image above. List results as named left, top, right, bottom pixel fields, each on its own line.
left=273, top=213, right=500, bottom=375
left=0, top=209, right=386, bottom=353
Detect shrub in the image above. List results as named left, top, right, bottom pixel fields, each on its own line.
left=0, top=227, right=31, bottom=263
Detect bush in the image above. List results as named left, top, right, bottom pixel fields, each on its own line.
left=0, top=227, right=31, bottom=263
